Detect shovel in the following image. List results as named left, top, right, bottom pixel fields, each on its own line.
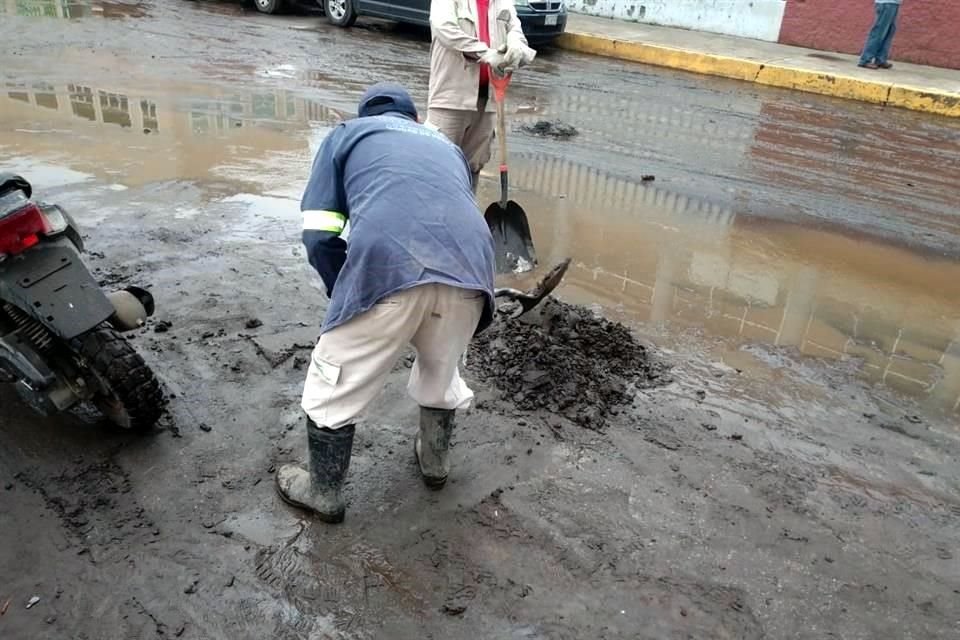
left=484, top=73, right=537, bottom=275
left=494, top=258, right=571, bottom=319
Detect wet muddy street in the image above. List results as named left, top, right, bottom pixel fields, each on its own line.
left=2, top=1, right=960, bottom=638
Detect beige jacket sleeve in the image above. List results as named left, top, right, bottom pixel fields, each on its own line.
left=503, top=2, right=528, bottom=50
left=500, top=1, right=536, bottom=65
left=430, top=0, right=489, bottom=59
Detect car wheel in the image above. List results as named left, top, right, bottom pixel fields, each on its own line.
left=253, top=0, right=284, bottom=14
left=324, top=0, right=357, bottom=27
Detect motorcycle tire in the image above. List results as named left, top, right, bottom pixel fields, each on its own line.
left=70, top=325, right=165, bottom=431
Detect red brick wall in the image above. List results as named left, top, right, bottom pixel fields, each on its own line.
left=779, top=0, right=960, bottom=70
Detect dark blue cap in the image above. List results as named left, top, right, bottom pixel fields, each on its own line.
left=357, top=82, right=418, bottom=120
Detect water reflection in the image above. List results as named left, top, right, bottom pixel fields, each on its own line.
left=498, top=152, right=960, bottom=415
left=69, top=84, right=96, bottom=120
left=3, top=76, right=958, bottom=415
left=510, top=74, right=960, bottom=258
left=6, top=82, right=148, bottom=127
left=0, top=80, right=348, bottom=184
left=0, top=0, right=147, bottom=18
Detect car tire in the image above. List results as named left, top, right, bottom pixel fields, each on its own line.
left=324, top=0, right=357, bottom=27
left=253, top=0, right=284, bottom=14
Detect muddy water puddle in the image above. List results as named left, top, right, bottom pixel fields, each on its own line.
left=4, top=69, right=960, bottom=418
left=0, top=0, right=147, bottom=19
left=0, top=77, right=345, bottom=188
left=481, top=154, right=960, bottom=417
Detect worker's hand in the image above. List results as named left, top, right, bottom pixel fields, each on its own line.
left=503, top=43, right=537, bottom=72
left=480, top=48, right=508, bottom=71
left=502, top=44, right=523, bottom=69
left=489, top=63, right=510, bottom=79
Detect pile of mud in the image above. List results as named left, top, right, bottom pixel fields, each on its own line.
left=518, top=120, right=579, bottom=140
left=468, top=299, right=664, bottom=429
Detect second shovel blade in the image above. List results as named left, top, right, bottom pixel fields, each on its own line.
left=484, top=200, right=537, bottom=274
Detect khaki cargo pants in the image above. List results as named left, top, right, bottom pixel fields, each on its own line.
left=301, top=284, right=485, bottom=430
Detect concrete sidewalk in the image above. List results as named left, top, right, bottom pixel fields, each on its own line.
left=556, top=15, right=960, bottom=118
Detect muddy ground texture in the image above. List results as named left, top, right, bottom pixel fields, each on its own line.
left=5, top=253, right=959, bottom=640
left=2, top=2, right=960, bottom=639
left=517, top=120, right=579, bottom=140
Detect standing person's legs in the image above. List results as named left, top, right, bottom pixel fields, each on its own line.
left=407, top=285, right=485, bottom=487
left=459, top=107, right=496, bottom=194
left=876, top=4, right=899, bottom=66
left=427, top=106, right=494, bottom=193
left=859, top=3, right=893, bottom=66
left=276, top=287, right=430, bottom=522
left=426, top=107, right=470, bottom=149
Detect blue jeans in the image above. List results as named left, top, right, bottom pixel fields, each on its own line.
left=859, top=3, right=899, bottom=65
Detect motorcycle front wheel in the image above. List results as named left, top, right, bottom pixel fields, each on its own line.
left=70, top=325, right=166, bottom=431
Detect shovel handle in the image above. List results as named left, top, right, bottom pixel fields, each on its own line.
left=491, top=72, right=510, bottom=104
left=493, top=74, right=510, bottom=209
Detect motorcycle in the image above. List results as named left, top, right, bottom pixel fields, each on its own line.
left=0, top=173, right=166, bottom=431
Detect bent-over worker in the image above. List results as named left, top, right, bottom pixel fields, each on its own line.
left=275, top=82, right=496, bottom=524
left=427, top=0, right=537, bottom=191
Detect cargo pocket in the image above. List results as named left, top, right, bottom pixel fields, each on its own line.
left=302, top=355, right=342, bottom=425
left=315, top=357, right=341, bottom=386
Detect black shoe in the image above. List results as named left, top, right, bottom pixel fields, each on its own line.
left=275, top=418, right=355, bottom=523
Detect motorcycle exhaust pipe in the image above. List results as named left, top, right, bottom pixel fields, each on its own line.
left=106, top=286, right=155, bottom=332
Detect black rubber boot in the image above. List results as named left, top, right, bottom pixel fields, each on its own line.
left=414, top=407, right=455, bottom=489
left=275, top=418, right=355, bottom=523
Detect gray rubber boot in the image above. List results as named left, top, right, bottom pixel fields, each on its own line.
left=275, top=419, right=355, bottom=523
left=415, top=407, right=455, bottom=489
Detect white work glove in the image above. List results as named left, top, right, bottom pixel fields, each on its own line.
left=480, top=48, right=508, bottom=73
left=501, top=43, right=537, bottom=75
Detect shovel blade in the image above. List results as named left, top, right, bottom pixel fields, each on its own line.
left=514, top=257, right=571, bottom=314
left=494, top=258, right=572, bottom=318
left=484, top=200, right=537, bottom=274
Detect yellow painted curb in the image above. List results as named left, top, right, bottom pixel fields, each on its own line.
left=557, top=32, right=761, bottom=82
left=754, top=65, right=892, bottom=105
left=887, top=85, right=960, bottom=118
left=556, top=31, right=960, bottom=118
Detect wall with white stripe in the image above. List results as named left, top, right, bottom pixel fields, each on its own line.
left=565, top=0, right=787, bottom=42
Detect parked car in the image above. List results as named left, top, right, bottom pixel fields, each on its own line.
left=252, top=0, right=567, bottom=45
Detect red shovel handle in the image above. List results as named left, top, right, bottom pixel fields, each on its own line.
left=491, top=74, right=511, bottom=208
left=490, top=72, right=511, bottom=104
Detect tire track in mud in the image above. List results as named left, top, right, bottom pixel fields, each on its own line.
left=15, top=456, right=159, bottom=559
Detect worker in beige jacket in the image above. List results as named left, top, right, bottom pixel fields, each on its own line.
left=427, top=0, right=536, bottom=192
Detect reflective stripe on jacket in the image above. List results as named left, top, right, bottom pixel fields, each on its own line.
left=428, top=0, right=529, bottom=112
